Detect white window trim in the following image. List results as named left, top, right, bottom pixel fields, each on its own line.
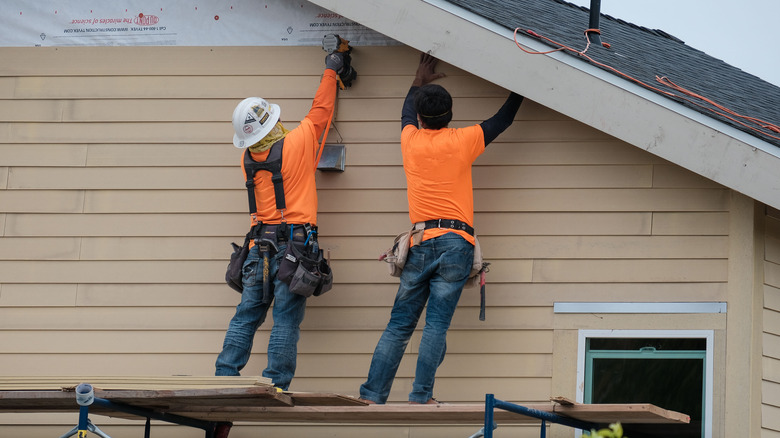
left=575, top=329, right=714, bottom=438
left=555, top=302, right=727, bottom=314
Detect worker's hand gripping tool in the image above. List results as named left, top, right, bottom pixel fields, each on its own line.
left=322, top=34, right=357, bottom=89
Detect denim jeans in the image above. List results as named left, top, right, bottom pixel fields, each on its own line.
left=215, top=243, right=307, bottom=390
left=360, top=232, right=473, bottom=403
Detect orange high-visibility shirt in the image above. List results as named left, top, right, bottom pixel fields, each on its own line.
left=242, top=70, right=337, bottom=227
left=401, top=123, right=485, bottom=245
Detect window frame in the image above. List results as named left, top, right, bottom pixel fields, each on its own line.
left=576, top=330, right=714, bottom=438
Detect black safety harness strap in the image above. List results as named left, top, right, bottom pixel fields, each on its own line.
left=244, top=139, right=286, bottom=216
left=243, top=140, right=286, bottom=304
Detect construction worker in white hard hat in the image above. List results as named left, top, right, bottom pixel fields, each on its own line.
left=215, top=50, right=350, bottom=390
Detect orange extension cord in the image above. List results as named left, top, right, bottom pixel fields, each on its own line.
left=513, top=27, right=780, bottom=141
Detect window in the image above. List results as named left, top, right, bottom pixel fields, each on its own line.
left=577, top=330, right=713, bottom=438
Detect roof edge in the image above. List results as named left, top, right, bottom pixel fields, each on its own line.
left=308, top=0, right=780, bottom=208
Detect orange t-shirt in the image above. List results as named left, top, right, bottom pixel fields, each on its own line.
left=242, top=70, right=337, bottom=227
left=401, top=124, right=485, bottom=245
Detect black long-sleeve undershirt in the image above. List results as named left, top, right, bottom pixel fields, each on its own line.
left=401, top=86, right=524, bottom=147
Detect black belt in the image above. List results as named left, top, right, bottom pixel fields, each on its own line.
left=423, top=219, right=474, bottom=236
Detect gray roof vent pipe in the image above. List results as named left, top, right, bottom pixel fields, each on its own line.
left=587, top=0, right=602, bottom=44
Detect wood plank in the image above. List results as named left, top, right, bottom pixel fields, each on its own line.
left=0, top=387, right=690, bottom=425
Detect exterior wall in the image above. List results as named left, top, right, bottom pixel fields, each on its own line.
left=763, top=207, right=780, bottom=436
left=0, top=45, right=734, bottom=437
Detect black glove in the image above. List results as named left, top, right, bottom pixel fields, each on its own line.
left=325, top=52, right=345, bottom=74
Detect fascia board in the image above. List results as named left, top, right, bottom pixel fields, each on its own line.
left=308, top=0, right=780, bottom=209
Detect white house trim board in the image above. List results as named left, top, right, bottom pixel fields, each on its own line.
left=576, top=329, right=714, bottom=438
left=554, top=302, right=727, bottom=314
left=307, top=0, right=780, bottom=209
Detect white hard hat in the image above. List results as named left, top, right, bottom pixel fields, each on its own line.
left=231, top=97, right=281, bottom=148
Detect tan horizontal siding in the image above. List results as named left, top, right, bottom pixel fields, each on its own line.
left=0, top=330, right=552, bottom=355
left=0, top=44, right=740, bottom=436
left=0, top=282, right=727, bottom=308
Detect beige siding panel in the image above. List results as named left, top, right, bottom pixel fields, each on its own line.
left=84, top=190, right=246, bottom=213
left=653, top=164, right=725, bottom=188
left=766, top=333, right=780, bottom=360
left=318, top=165, right=656, bottom=190
left=322, top=188, right=729, bottom=213
left=0, top=190, right=85, bottom=214
left=768, top=234, right=780, bottom=266
left=761, top=428, right=780, bottom=438
left=0, top=144, right=88, bottom=166
left=0, top=260, right=224, bottom=283
left=4, top=213, right=245, bottom=237
left=86, top=144, right=237, bottom=167
left=68, top=282, right=726, bottom=308
left=765, top=356, right=780, bottom=384
left=480, top=235, right=728, bottom=259
left=0, top=330, right=549, bottom=356
left=0, top=284, right=77, bottom=307
left=766, top=380, right=780, bottom=408
left=533, top=259, right=727, bottom=283
left=0, top=167, right=6, bottom=189
left=0, top=120, right=605, bottom=145
left=485, top=141, right=661, bottom=165
left=265, top=212, right=652, bottom=236
left=472, top=188, right=728, bottom=213
left=0, top=121, right=229, bottom=144
left=764, top=404, right=780, bottom=432
left=0, top=237, right=81, bottom=260
left=0, top=306, right=551, bottom=330
left=767, top=285, right=780, bottom=313
left=652, top=212, right=730, bottom=235
left=342, top=140, right=664, bottom=167
left=766, top=308, right=780, bottom=337
left=8, top=166, right=238, bottom=189
left=768, top=262, right=780, bottom=290
left=290, top=353, right=550, bottom=378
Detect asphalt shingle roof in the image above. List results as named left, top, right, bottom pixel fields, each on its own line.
left=446, top=0, right=780, bottom=147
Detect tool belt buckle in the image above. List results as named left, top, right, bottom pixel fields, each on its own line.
left=438, top=219, right=456, bottom=230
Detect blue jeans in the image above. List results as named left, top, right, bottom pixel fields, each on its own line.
left=215, top=243, right=307, bottom=390
left=360, top=233, right=473, bottom=403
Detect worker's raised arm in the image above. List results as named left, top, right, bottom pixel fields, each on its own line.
left=480, top=92, right=524, bottom=146
left=305, top=53, right=345, bottom=137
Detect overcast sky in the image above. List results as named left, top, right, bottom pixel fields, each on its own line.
left=566, top=0, right=780, bottom=87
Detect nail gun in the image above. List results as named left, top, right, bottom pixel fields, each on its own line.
left=322, top=34, right=357, bottom=89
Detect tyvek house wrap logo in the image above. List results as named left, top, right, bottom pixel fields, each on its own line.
left=134, top=13, right=159, bottom=26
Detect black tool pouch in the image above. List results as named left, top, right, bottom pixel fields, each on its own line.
left=225, top=232, right=252, bottom=293
left=279, top=241, right=333, bottom=297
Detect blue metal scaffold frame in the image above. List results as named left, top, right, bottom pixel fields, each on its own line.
left=59, top=384, right=232, bottom=438
left=482, top=394, right=598, bottom=438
